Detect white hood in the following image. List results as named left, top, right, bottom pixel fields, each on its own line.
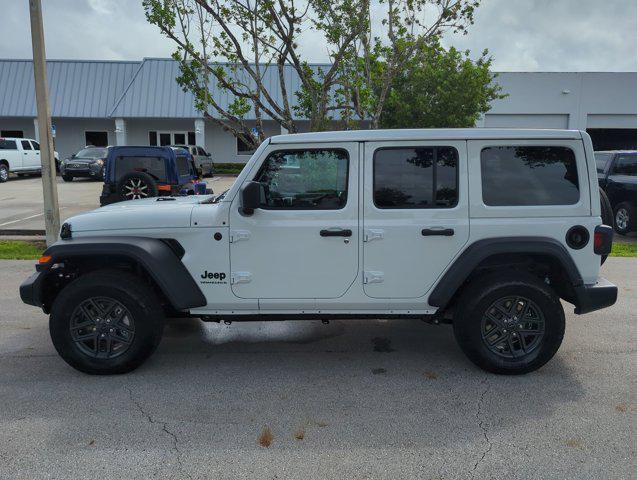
left=66, top=195, right=215, bottom=233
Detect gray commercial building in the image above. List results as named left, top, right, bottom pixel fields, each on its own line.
left=1, top=58, right=637, bottom=162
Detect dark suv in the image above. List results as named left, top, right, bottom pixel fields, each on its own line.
left=61, top=146, right=109, bottom=181
left=99, top=146, right=204, bottom=206
left=596, top=150, right=637, bottom=235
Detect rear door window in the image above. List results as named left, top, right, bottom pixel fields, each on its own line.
left=373, top=146, right=458, bottom=208
left=481, top=146, right=579, bottom=206
left=115, top=156, right=166, bottom=182
left=21, top=140, right=33, bottom=150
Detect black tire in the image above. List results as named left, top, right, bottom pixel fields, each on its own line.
left=599, top=188, right=613, bottom=228
left=117, top=172, right=158, bottom=201
left=49, top=270, right=165, bottom=374
left=599, top=188, right=612, bottom=265
left=0, top=163, right=8, bottom=183
left=62, top=174, right=73, bottom=182
left=453, top=271, right=565, bottom=375
left=613, top=202, right=636, bottom=236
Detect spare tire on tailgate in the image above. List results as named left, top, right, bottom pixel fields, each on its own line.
left=117, top=172, right=159, bottom=201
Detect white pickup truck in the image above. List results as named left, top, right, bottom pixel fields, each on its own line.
left=0, top=137, right=60, bottom=182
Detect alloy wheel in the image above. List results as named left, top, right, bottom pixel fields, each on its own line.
left=480, top=296, right=545, bottom=359
left=123, top=178, right=149, bottom=200
left=616, top=208, right=629, bottom=231
left=0, top=166, right=8, bottom=182
left=69, top=297, right=135, bottom=359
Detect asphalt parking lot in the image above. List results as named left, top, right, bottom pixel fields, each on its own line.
left=0, top=175, right=237, bottom=232
left=0, top=258, right=634, bottom=479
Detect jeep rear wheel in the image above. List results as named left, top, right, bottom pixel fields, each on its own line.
left=453, top=271, right=565, bottom=375
left=49, top=270, right=165, bottom=374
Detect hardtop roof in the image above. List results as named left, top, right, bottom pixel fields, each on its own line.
left=270, top=128, right=583, bottom=144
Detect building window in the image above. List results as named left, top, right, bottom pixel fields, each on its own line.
left=1, top=130, right=23, bottom=138
left=373, top=147, right=459, bottom=209
left=149, top=131, right=196, bottom=146
left=85, top=131, right=108, bottom=147
left=237, top=137, right=256, bottom=155
left=481, top=146, right=579, bottom=206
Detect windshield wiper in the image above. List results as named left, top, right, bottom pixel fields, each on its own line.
left=202, top=189, right=229, bottom=204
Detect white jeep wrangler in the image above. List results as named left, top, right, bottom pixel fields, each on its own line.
left=20, top=129, right=617, bottom=375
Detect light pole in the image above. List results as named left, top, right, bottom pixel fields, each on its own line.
left=28, top=0, right=60, bottom=246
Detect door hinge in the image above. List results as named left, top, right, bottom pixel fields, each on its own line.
left=231, top=271, right=252, bottom=285
left=364, top=229, right=384, bottom=242
left=229, top=230, right=250, bottom=243
left=363, top=271, right=384, bottom=284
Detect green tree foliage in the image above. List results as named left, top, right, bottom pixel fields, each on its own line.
left=143, top=1, right=496, bottom=149
left=380, top=43, right=505, bottom=128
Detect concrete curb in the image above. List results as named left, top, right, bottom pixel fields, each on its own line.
left=0, top=229, right=46, bottom=237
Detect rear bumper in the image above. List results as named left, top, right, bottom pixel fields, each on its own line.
left=573, top=277, right=618, bottom=314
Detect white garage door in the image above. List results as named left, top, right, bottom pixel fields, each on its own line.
left=484, top=114, right=569, bottom=129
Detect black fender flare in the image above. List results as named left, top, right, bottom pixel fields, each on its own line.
left=428, top=237, right=583, bottom=309
left=28, top=236, right=206, bottom=311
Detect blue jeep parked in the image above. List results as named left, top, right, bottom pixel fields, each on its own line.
left=99, top=146, right=207, bottom=206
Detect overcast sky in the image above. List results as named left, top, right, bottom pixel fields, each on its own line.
left=1, top=0, right=635, bottom=71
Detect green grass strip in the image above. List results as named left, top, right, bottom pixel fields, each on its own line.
left=0, top=240, right=45, bottom=260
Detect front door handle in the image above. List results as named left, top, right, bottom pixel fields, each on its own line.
left=421, top=228, right=455, bottom=237
left=320, top=228, right=352, bottom=237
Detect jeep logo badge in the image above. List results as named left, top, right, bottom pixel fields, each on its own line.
left=200, top=270, right=227, bottom=284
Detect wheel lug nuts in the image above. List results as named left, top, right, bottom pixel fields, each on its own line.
left=503, top=329, right=507, bottom=334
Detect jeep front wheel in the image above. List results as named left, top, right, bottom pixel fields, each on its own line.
left=49, top=270, right=165, bottom=374
left=453, top=271, right=565, bottom=375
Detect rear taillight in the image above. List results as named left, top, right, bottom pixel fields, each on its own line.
left=594, top=225, right=613, bottom=255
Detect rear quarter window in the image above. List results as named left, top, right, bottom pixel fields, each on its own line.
left=481, top=146, right=579, bottom=206
left=176, top=156, right=191, bottom=176
left=0, top=140, right=17, bottom=150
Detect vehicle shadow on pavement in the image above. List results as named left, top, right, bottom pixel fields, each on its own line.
left=1, top=315, right=585, bottom=458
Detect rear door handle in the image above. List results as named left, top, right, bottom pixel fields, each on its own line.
left=421, top=228, right=455, bottom=237
left=320, top=228, right=352, bottom=237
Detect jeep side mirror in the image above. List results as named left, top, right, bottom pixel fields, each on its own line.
left=240, top=181, right=262, bottom=215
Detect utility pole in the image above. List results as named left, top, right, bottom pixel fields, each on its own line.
left=29, top=0, right=60, bottom=246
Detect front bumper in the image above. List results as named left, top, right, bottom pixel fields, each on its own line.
left=61, top=163, right=104, bottom=179
left=573, top=277, right=618, bottom=314
left=20, top=271, right=45, bottom=309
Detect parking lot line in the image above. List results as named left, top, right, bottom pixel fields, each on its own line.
left=0, top=208, right=66, bottom=228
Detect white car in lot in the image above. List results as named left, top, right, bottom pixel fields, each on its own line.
left=0, top=137, right=59, bottom=182
left=20, top=129, right=617, bottom=376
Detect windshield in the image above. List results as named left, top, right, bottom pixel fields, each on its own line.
left=595, top=153, right=612, bottom=173
left=76, top=147, right=107, bottom=159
